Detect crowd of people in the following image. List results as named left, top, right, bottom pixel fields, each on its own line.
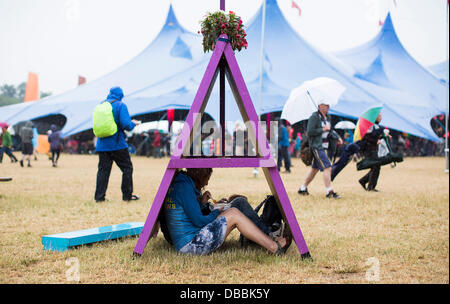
left=1, top=85, right=448, bottom=258
left=3, top=113, right=445, bottom=164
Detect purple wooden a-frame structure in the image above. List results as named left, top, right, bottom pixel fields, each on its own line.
left=134, top=3, right=311, bottom=259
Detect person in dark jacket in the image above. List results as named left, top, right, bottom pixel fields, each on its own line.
left=358, top=113, right=384, bottom=191
left=94, top=87, right=141, bottom=202
left=298, top=103, right=343, bottom=198
left=48, top=124, right=62, bottom=167
left=19, top=121, right=34, bottom=168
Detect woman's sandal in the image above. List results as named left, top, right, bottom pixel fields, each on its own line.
left=273, top=222, right=293, bottom=255
left=274, top=239, right=288, bottom=255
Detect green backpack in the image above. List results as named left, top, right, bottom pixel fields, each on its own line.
left=92, top=100, right=118, bottom=138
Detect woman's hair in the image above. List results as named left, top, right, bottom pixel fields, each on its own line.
left=186, top=168, right=213, bottom=190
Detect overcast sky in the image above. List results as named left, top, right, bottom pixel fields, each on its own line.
left=0, top=0, right=448, bottom=95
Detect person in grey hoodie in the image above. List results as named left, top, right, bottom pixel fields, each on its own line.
left=19, top=121, right=34, bottom=167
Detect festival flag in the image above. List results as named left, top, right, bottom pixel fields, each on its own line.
left=291, top=0, right=301, bottom=16
left=167, top=108, right=174, bottom=131
left=353, top=106, right=383, bottom=142
left=78, top=75, right=86, bottom=86
left=24, top=72, right=39, bottom=102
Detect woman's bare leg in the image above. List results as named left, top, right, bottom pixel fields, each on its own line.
left=220, top=208, right=286, bottom=253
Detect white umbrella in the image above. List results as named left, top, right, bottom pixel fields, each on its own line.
left=281, top=77, right=346, bottom=125
left=335, top=120, right=356, bottom=129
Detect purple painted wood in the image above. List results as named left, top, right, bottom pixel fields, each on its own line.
left=172, top=36, right=227, bottom=158
left=223, top=43, right=310, bottom=256
left=168, top=157, right=275, bottom=169
left=220, top=59, right=226, bottom=157
left=134, top=36, right=228, bottom=255
left=134, top=168, right=176, bottom=255
left=266, top=167, right=310, bottom=255
left=134, top=32, right=310, bottom=257
left=223, top=43, right=271, bottom=158
left=220, top=0, right=225, bottom=10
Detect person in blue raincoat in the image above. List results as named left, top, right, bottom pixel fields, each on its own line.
left=94, top=87, right=141, bottom=202
left=32, top=126, right=38, bottom=160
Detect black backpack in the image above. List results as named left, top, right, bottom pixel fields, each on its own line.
left=239, top=195, right=283, bottom=247
left=256, top=195, right=283, bottom=231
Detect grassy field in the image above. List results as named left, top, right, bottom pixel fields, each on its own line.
left=0, top=153, right=448, bottom=283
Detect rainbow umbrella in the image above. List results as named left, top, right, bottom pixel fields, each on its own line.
left=353, top=106, right=382, bottom=142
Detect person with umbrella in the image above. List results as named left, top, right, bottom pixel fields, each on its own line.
left=331, top=106, right=394, bottom=191
left=331, top=106, right=383, bottom=183
left=281, top=77, right=345, bottom=198
left=298, top=102, right=343, bottom=199
left=357, top=111, right=385, bottom=192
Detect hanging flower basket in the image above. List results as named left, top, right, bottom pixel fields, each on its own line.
left=199, top=10, right=248, bottom=53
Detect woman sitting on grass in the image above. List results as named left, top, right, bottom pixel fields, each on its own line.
left=163, top=168, right=291, bottom=255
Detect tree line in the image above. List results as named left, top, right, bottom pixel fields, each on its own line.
left=0, top=82, right=52, bottom=107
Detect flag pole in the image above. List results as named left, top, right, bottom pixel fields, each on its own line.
left=254, top=0, right=267, bottom=178
left=258, top=0, right=267, bottom=121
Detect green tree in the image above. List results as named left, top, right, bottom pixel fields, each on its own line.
left=40, top=91, right=52, bottom=98
left=17, top=82, right=26, bottom=101
left=0, top=84, right=17, bottom=98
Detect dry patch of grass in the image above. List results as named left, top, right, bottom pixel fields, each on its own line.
left=0, top=153, right=448, bottom=283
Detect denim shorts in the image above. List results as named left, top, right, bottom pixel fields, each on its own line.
left=311, top=148, right=331, bottom=171
left=179, top=216, right=227, bottom=255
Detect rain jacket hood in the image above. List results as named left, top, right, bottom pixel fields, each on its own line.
left=106, top=86, right=124, bottom=102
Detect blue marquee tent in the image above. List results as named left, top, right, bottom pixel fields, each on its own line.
left=0, top=1, right=444, bottom=141
left=0, top=5, right=205, bottom=136
left=428, top=60, right=449, bottom=84
left=334, top=13, right=448, bottom=140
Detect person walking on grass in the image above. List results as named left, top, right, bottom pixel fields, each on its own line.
left=277, top=120, right=291, bottom=173
left=48, top=124, right=62, bottom=167
left=31, top=126, right=39, bottom=161
left=0, top=126, right=18, bottom=164
left=94, top=86, right=141, bottom=203
left=152, top=130, right=162, bottom=158
left=18, top=121, right=34, bottom=168
left=298, top=102, right=343, bottom=199
left=358, top=113, right=385, bottom=192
